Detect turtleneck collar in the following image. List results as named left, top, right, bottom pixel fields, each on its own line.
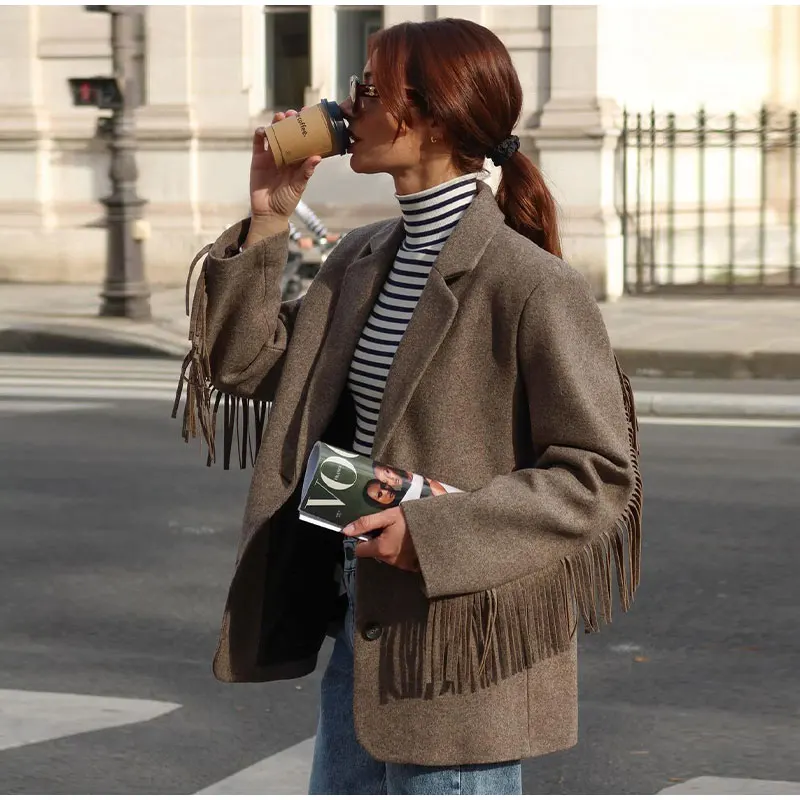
left=395, top=173, right=480, bottom=245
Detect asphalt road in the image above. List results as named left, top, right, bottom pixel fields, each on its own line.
left=0, top=390, right=798, bottom=793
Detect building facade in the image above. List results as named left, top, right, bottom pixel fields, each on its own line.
left=0, top=5, right=798, bottom=297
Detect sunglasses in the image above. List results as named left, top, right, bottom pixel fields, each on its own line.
left=349, top=75, right=379, bottom=113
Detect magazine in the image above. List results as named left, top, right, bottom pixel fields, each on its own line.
left=298, top=441, right=462, bottom=540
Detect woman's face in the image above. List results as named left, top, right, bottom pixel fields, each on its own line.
left=340, top=58, right=432, bottom=177
left=367, top=481, right=397, bottom=506
left=374, top=465, right=403, bottom=490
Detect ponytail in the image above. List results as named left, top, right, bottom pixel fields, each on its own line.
left=368, top=19, right=563, bottom=257
left=495, top=152, right=562, bottom=258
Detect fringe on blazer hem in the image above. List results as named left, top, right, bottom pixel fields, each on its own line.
left=380, top=363, right=643, bottom=701
left=171, top=247, right=270, bottom=470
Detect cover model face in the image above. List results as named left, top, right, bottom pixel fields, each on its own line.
left=373, top=464, right=410, bottom=491
left=365, top=479, right=398, bottom=507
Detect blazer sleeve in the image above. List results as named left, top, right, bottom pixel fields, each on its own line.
left=174, top=217, right=355, bottom=466
left=403, top=266, right=641, bottom=618
left=200, top=220, right=297, bottom=401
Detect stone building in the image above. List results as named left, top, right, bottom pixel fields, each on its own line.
left=1, top=5, right=798, bottom=297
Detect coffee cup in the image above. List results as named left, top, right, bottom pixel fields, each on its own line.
left=265, top=100, right=349, bottom=168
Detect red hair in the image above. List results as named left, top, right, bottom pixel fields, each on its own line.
left=368, top=19, right=561, bottom=257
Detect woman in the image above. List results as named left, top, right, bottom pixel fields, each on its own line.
left=373, top=463, right=413, bottom=492
left=363, top=479, right=400, bottom=509
left=175, top=18, right=642, bottom=796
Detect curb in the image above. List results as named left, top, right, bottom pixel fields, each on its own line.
left=616, top=348, right=800, bottom=381
left=659, top=777, right=800, bottom=795
left=634, top=391, right=800, bottom=420
left=3, top=328, right=799, bottom=382
left=0, top=323, right=187, bottom=359
left=1, top=325, right=799, bottom=420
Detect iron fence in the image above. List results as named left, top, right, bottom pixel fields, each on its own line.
left=619, top=106, right=799, bottom=294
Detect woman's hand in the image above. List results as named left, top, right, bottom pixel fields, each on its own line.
left=248, top=110, right=322, bottom=235
left=342, top=508, right=421, bottom=573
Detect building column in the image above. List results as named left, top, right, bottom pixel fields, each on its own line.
left=383, top=6, right=437, bottom=26
left=769, top=6, right=800, bottom=109
left=307, top=6, right=337, bottom=106
left=530, top=5, right=624, bottom=300
left=0, top=6, right=53, bottom=230
left=135, top=6, right=198, bottom=235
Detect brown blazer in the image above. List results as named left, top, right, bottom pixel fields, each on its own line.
left=175, top=182, right=643, bottom=766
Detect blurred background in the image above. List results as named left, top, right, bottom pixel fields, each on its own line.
left=0, top=3, right=798, bottom=796
left=1, top=4, right=798, bottom=297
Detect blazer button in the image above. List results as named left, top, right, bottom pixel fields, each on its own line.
left=362, top=623, right=383, bottom=641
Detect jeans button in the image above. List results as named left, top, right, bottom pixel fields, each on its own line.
left=362, top=623, right=382, bottom=641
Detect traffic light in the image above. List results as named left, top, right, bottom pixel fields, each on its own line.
left=84, top=5, right=144, bottom=14
left=68, top=77, right=123, bottom=110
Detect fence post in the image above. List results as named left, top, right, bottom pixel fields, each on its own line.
left=621, top=108, right=629, bottom=293
left=667, top=113, right=676, bottom=287
left=758, top=105, right=768, bottom=286
left=697, top=107, right=706, bottom=284
left=727, top=111, right=737, bottom=290
left=789, top=110, right=797, bottom=287
left=635, top=112, right=643, bottom=293
left=649, top=107, right=657, bottom=288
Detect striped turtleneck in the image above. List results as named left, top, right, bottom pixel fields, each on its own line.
left=347, top=172, right=480, bottom=457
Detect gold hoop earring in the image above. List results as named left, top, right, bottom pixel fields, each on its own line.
left=430, top=136, right=438, bottom=144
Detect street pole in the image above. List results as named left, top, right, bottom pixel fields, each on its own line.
left=99, top=8, right=151, bottom=319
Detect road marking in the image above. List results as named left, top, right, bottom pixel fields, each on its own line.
left=0, top=386, right=177, bottom=402
left=640, top=416, right=800, bottom=429
left=0, top=400, right=112, bottom=414
left=0, top=355, right=181, bottom=402
left=0, top=377, right=177, bottom=388
left=636, top=391, right=800, bottom=419
left=659, top=776, right=800, bottom=794
left=608, top=642, right=643, bottom=653
left=0, top=689, right=180, bottom=752
left=2, top=355, right=799, bottom=426
left=198, top=736, right=315, bottom=795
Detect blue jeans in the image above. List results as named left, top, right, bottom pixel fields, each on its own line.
left=308, top=542, right=522, bottom=795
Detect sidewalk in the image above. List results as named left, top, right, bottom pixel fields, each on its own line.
left=1, top=283, right=799, bottom=418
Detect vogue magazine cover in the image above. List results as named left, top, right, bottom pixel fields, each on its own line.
left=299, top=441, right=462, bottom=536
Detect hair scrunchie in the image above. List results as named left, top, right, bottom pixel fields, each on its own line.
left=487, top=135, right=520, bottom=167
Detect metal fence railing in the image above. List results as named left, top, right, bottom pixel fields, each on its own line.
left=619, top=106, right=799, bottom=294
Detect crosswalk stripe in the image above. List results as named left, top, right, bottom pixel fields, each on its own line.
left=0, top=685, right=795, bottom=794
left=0, top=355, right=182, bottom=373
left=0, top=378, right=179, bottom=389
left=0, top=387, right=178, bottom=401
left=0, top=689, right=180, bottom=752
left=659, top=776, right=800, bottom=794
left=0, top=400, right=111, bottom=414
left=198, top=737, right=315, bottom=795
left=0, top=368, right=181, bottom=380
left=0, top=355, right=182, bottom=403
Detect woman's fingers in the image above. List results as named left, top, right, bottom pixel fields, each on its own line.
left=252, top=126, right=267, bottom=154
left=301, top=155, right=322, bottom=180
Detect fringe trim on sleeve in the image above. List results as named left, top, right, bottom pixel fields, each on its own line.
left=171, top=245, right=271, bottom=469
left=380, top=358, right=643, bottom=702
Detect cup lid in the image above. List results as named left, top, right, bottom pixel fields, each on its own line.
left=321, top=99, right=349, bottom=156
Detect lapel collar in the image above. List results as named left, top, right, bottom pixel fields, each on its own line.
left=371, top=181, right=506, bottom=458
left=432, top=181, right=505, bottom=281
left=288, top=218, right=405, bottom=478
